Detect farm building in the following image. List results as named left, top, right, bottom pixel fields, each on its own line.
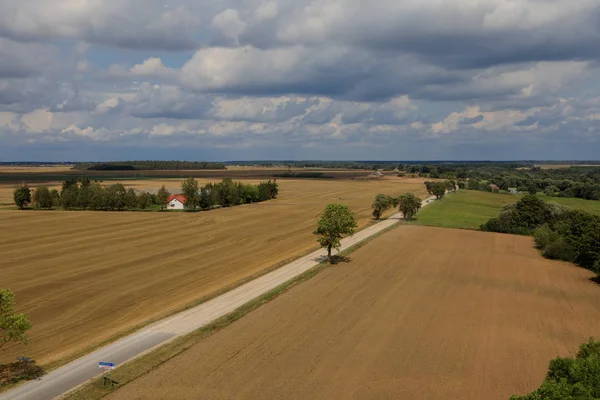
left=508, top=187, right=519, bottom=194
left=368, top=171, right=384, bottom=179
left=167, top=194, right=187, bottom=210
left=489, top=184, right=500, bottom=192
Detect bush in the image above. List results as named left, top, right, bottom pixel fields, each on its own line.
left=543, top=237, right=575, bottom=262
left=511, top=338, right=600, bottom=400
left=534, top=226, right=560, bottom=250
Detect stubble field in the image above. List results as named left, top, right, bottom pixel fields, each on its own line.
left=0, top=176, right=427, bottom=366
left=108, top=226, right=600, bottom=400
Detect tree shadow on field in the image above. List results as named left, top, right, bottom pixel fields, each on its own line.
left=0, top=360, right=45, bottom=387
left=589, top=276, right=600, bottom=285
left=314, top=255, right=352, bottom=265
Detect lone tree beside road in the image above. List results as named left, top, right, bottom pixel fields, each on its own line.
left=398, top=193, right=422, bottom=220
left=372, top=194, right=394, bottom=221
left=13, top=183, right=31, bottom=210
left=0, top=289, right=31, bottom=351
left=314, top=204, right=358, bottom=263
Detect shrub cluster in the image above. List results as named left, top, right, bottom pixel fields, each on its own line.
left=481, top=195, right=600, bottom=274
left=511, top=338, right=600, bottom=399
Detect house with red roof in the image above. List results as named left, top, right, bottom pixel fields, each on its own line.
left=167, top=194, right=187, bottom=210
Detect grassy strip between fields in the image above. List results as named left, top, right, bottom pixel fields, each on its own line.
left=61, top=222, right=398, bottom=400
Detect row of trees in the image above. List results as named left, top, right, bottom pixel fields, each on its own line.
left=424, top=180, right=456, bottom=199
left=371, top=193, right=423, bottom=221
left=14, top=180, right=165, bottom=211
left=181, top=178, right=279, bottom=210
left=14, top=177, right=280, bottom=211
left=480, top=195, right=600, bottom=275
left=401, top=163, right=600, bottom=200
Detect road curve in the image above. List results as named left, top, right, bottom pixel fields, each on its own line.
left=0, top=195, right=437, bottom=400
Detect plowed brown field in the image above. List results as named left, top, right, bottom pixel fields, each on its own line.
left=109, top=226, right=600, bottom=400
left=0, top=177, right=427, bottom=365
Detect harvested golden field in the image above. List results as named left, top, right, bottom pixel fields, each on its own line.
left=0, top=177, right=427, bottom=366
left=110, top=226, right=600, bottom=400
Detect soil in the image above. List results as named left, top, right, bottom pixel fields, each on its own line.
left=109, top=226, right=600, bottom=400
left=0, top=177, right=427, bottom=365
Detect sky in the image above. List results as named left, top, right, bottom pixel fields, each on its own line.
left=1, top=0, right=600, bottom=161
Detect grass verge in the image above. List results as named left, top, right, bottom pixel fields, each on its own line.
left=407, top=190, right=600, bottom=231
left=61, top=222, right=399, bottom=400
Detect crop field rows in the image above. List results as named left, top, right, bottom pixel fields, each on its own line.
left=108, top=226, right=600, bottom=400
left=0, top=177, right=428, bottom=366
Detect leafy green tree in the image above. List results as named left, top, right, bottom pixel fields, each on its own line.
left=138, top=192, right=151, bottom=210
left=398, top=193, right=422, bottom=220
left=314, top=204, right=358, bottom=263
left=217, top=178, right=240, bottom=207
left=544, top=185, right=559, bottom=196
left=77, top=184, right=91, bottom=210
left=60, top=180, right=79, bottom=210
left=424, top=181, right=434, bottom=195
left=32, top=186, right=53, bottom=209
left=88, top=182, right=106, bottom=210
left=467, top=179, right=481, bottom=190
left=431, top=182, right=446, bottom=200
left=372, top=194, right=393, bottom=221
left=157, top=185, right=170, bottom=211
left=13, top=183, right=31, bottom=210
left=125, top=188, right=138, bottom=209
left=182, top=177, right=199, bottom=209
left=49, top=189, right=60, bottom=208
left=511, top=338, right=600, bottom=400
left=105, top=183, right=127, bottom=210
left=528, top=182, right=538, bottom=195
left=0, top=289, right=31, bottom=351
left=199, top=184, right=214, bottom=209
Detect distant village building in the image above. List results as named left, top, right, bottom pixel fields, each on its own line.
left=508, top=188, right=519, bottom=194
left=489, top=184, right=500, bottom=192
left=167, top=194, right=187, bottom=210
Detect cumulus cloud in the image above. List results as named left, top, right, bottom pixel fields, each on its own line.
left=1, top=0, right=600, bottom=160
left=0, top=0, right=201, bottom=50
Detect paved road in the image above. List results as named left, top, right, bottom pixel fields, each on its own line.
left=0, top=196, right=436, bottom=400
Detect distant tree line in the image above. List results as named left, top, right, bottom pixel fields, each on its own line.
left=510, top=337, right=600, bottom=399
left=72, top=161, right=226, bottom=171
left=229, top=161, right=403, bottom=171
left=481, top=195, right=600, bottom=276
left=181, top=177, right=279, bottom=210
left=402, top=163, right=600, bottom=200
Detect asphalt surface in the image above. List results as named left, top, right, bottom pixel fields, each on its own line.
left=0, top=196, right=436, bottom=400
